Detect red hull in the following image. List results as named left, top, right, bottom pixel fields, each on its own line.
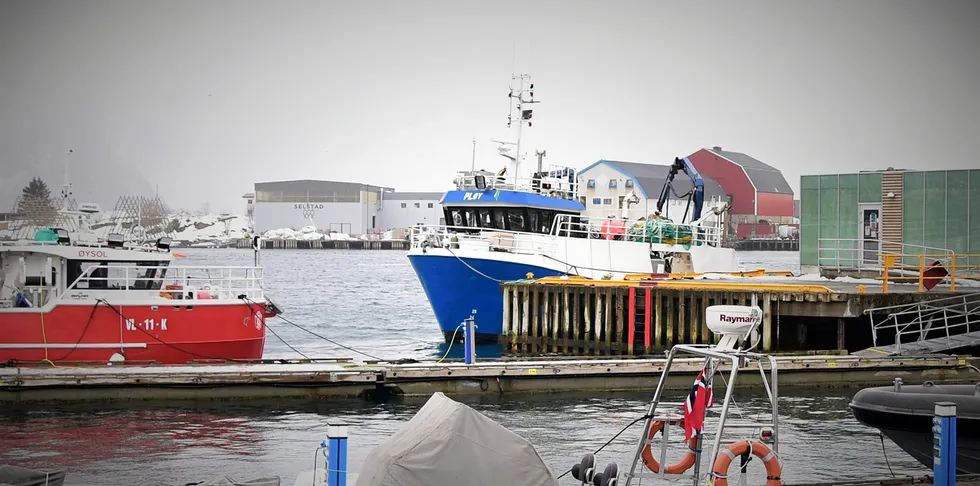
left=1, top=302, right=269, bottom=364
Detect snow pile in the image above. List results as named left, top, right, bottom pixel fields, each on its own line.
left=261, top=225, right=356, bottom=241
left=168, top=213, right=252, bottom=243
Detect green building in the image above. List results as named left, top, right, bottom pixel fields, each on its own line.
left=800, top=169, right=980, bottom=274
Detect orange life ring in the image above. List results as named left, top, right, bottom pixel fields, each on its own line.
left=708, top=440, right=782, bottom=486
left=640, top=420, right=699, bottom=474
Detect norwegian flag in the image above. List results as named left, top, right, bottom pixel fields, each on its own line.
left=682, top=364, right=714, bottom=441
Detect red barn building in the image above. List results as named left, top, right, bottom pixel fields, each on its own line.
left=686, top=147, right=795, bottom=237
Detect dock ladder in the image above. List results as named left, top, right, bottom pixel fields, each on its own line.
left=855, top=292, right=980, bottom=357
left=618, top=302, right=780, bottom=486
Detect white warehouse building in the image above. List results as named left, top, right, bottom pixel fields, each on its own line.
left=251, top=179, right=443, bottom=235
left=575, top=160, right=730, bottom=223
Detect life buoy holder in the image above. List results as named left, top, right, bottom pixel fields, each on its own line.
left=640, top=419, right=699, bottom=475
left=707, top=440, right=782, bottom=486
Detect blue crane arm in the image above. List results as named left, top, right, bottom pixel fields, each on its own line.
left=655, top=157, right=705, bottom=222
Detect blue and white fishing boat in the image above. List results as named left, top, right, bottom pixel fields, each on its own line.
left=407, top=74, right=741, bottom=343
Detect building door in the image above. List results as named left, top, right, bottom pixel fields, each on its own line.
left=859, top=204, right=882, bottom=267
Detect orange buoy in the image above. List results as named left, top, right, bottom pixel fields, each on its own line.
left=640, top=419, right=698, bottom=475
left=708, top=440, right=782, bottom=486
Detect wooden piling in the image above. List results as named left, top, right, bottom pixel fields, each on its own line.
left=643, top=288, right=652, bottom=354
left=627, top=287, right=636, bottom=355
left=497, top=280, right=967, bottom=357
left=763, top=294, right=773, bottom=351
left=562, top=288, right=571, bottom=354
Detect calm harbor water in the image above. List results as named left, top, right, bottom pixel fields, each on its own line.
left=0, top=249, right=929, bottom=485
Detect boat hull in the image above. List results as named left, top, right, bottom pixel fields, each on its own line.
left=0, top=302, right=268, bottom=364
left=849, top=383, right=980, bottom=473
left=407, top=251, right=564, bottom=343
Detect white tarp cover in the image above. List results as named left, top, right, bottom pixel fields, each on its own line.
left=355, top=392, right=559, bottom=486
left=0, top=464, right=67, bottom=486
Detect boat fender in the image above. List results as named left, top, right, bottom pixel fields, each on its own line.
left=707, top=440, right=782, bottom=486
left=640, top=420, right=698, bottom=474
left=570, top=453, right=596, bottom=483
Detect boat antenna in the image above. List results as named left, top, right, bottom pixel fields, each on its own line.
left=61, top=149, right=74, bottom=210
left=471, top=138, right=476, bottom=173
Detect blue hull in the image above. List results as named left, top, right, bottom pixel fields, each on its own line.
left=407, top=254, right=563, bottom=342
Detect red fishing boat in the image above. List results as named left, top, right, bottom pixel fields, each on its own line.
left=0, top=230, right=280, bottom=365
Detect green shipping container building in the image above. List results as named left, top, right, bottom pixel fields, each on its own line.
left=800, top=169, right=980, bottom=274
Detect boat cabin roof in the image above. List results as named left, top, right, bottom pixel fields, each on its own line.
left=440, top=189, right=585, bottom=212
left=0, top=241, right=175, bottom=262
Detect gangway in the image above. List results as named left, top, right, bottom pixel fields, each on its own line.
left=853, top=292, right=980, bottom=357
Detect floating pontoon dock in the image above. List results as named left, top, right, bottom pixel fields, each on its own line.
left=1, top=354, right=975, bottom=404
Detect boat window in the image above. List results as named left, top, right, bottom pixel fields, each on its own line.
left=67, top=261, right=107, bottom=290
left=449, top=209, right=463, bottom=227
left=67, top=261, right=167, bottom=290
left=493, top=209, right=507, bottom=230
left=528, top=211, right=540, bottom=234
left=507, top=209, right=525, bottom=232
left=540, top=210, right=555, bottom=233
left=478, top=209, right=493, bottom=228
left=463, top=209, right=478, bottom=228
left=133, top=262, right=167, bottom=290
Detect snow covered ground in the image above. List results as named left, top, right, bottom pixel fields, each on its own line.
left=1, top=211, right=408, bottom=246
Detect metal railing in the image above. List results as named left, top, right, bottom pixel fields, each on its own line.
left=552, top=214, right=725, bottom=248
left=410, top=225, right=558, bottom=257
left=451, top=169, right=580, bottom=200
left=865, top=292, right=980, bottom=354
left=817, top=238, right=953, bottom=271
left=410, top=213, right=727, bottom=257
left=881, top=253, right=980, bottom=292
left=63, top=264, right=266, bottom=302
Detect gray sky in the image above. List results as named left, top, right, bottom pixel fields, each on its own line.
left=2, top=0, right=978, bottom=213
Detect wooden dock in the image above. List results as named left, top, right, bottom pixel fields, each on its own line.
left=232, top=238, right=408, bottom=250
left=733, top=238, right=800, bottom=251
left=499, top=278, right=970, bottom=356
left=0, top=354, right=975, bottom=404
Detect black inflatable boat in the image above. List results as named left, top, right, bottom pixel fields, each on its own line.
left=849, top=379, right=980, bottom=473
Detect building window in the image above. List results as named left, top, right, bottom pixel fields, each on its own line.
left=602, top=197, right=613, bottom=206
left=618, top=195, right=626, bottom=209
left=625, top=179, right=634, bottom=188
left=609, top=180, right=618, bottom=189
left=427, top=203, right=433, bottom=208
left=592, top=197, right=602, bottom=205
left=400, top=203, right=407, bottom=208
left=414, top=203, right=420, bottom=208
left=587, top=179, right=596, bottom=188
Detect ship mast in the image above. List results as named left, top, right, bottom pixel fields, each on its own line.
left=495, top=73, right=538, bottom=186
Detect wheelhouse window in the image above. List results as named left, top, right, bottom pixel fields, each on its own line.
left=67, top=260, right=168, bottom=290
left=441, top=206, right=577, bottom=236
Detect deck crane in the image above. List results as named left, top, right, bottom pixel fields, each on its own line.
left=655, top=156, right=704, bottom=224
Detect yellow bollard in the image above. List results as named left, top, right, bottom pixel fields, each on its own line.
left=882, top=255, right=895, bottom=294
left=918, top=255, right=926, bottom=292
left=950, top=254, right=957, bottom=292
